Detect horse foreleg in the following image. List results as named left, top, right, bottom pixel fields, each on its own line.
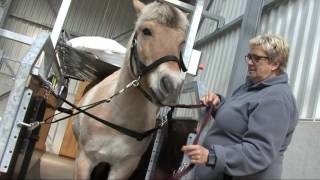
left=74, top=150, right=95, bottom=180
left=108, top=156, right=141, bottom=180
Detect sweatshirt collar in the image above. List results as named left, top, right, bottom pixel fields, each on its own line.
left=246, top=73, right=288, bottom=90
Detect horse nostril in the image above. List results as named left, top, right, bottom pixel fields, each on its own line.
left=161, top=76, right=175, bottom=94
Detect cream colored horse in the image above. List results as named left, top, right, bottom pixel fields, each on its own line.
left=72, top=0, right=188, bottom=179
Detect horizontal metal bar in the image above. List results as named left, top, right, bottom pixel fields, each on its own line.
left=0, top=71, right=15, bottom=78
left=9, top=13, right=53, bottom=30
left=299, top=118, right=320, bottom=122
left=163, top=0, right=225, bottom=25
left=1, top=55, right=20, bottom=63
left=0, top=28, right=33, bottom=45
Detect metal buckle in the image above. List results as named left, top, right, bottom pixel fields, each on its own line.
left=159, top=115, right=168, bottom=127
left=18, top=121, right=43, bottom=130
left=173, top=162, right=189, bottom=175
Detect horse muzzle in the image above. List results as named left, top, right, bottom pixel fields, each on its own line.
left=152, top=74, right=183, bottom=105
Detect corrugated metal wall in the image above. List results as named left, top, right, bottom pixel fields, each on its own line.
left=259, top=0, right=320, bottom=120
left=63, top=0, right=136, bottom=44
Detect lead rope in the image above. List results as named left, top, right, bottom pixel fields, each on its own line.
left=171, top=105, right=214, bottom=180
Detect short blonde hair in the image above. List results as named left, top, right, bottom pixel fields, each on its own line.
left=249, top=34, right=289, bottom=73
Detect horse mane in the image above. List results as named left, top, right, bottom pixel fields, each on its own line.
left=135, top=1, right=189, bottom=31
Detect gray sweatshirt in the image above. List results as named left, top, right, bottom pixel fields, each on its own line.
left=194, top=73, right=298, bottom=180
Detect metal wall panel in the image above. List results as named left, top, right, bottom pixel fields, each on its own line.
left=195, top=29, right=240, bottom=95
left=193, top=0, right=246, bottom=96
left=9, top=0, right=59, bottom=27
left=259, top=0, right=320, bottom=120
left=197, top=0, right=246, bottom=40
left=63, top=0, right=136, bottom=45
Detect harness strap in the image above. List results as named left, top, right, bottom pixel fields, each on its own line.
left=52, top=93, right=160, bottom=141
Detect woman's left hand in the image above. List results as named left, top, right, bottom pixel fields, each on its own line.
left=181, top=144, right=209, bottom=165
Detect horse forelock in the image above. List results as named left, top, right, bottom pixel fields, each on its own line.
left=135, top=2, right=188, bottom=32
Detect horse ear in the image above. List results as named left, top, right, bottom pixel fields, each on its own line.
left=132, top=0, right=145, bottom=15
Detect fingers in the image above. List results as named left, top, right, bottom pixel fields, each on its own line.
left=201, top=91, right=220, bottom=107
left=181, top=145, right=209, bottom=165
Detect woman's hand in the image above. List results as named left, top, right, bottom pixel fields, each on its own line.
left=201, top=91, right=220, bottom=107
left=181, top=145, right=209, bottom=165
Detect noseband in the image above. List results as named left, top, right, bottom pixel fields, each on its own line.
left=129, top=33, right=187, bottom=77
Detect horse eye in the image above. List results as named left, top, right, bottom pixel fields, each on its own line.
left=142, top=28, right=152, bottom=36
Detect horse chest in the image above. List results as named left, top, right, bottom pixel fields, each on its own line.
left=85, top=134, right=148, bottom=163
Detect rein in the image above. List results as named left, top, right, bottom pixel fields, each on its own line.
left=171, top=105, right=214, bottom=180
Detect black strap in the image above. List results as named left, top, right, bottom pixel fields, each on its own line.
left=52, top=93, right=160, bottom=141
left=139, top=55, right=180, bottom=75
left=180, top=52, right=187, bottom=72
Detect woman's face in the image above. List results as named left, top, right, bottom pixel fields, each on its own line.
left=245, top=47, right=279, bottom=83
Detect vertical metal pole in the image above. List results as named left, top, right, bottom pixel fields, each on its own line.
left=0, top=32, right=49, bottom=173
left=50, top=0, right=72, bottom=48
left=0, top=50, right=3, bottom=68
left=182, top=0, right=206, bottom=72
left=226, top=0, right=264, bottom=97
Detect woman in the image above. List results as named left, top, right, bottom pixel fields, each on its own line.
left=182, top=34, right=298, bottom=179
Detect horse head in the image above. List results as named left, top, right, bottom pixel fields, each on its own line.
left=129, top=0, right=189, bottom=106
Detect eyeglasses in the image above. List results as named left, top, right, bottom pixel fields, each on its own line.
left=245, top=53, right=269, bottom=64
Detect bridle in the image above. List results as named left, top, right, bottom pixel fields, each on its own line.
left=129, top=33, right=187, bottom=105
left=130, top=33, right=187, bottom=77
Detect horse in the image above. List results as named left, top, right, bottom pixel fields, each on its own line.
left=72, top=0, right=189, bottom=179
